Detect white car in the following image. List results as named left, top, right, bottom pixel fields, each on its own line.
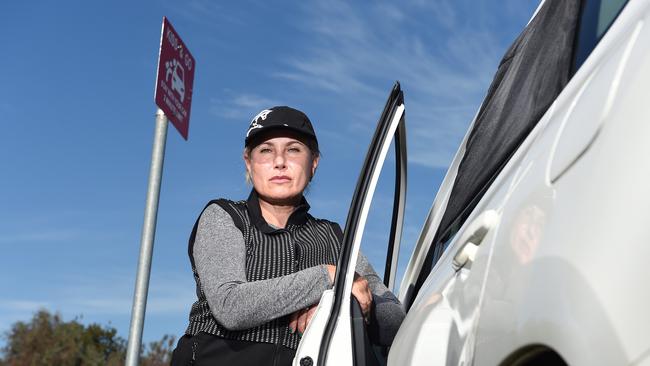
left=293, top=0, right=650, bottom=365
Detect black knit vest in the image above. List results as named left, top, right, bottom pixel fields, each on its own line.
left=184, top=196, right=342, bottom=350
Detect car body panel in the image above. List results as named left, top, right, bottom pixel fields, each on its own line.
left=474, top=3, right=650, bottom=364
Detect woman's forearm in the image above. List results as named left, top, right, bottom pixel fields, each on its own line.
left=194, top=204, right=331, bottom=330
left=356, top=253, right=406, bottom=345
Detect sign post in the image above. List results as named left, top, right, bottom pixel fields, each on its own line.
left=126, top=17, right=195, bottom=366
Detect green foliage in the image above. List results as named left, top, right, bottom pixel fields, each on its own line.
left=0, top=309, right=175, bottom=366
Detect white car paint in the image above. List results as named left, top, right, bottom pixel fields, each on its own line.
left=292, top=290, right=335, bottom=365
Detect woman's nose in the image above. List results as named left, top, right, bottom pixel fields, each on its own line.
left=273, top=152, right=287, bottom=169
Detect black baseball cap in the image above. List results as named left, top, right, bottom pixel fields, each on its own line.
left=245, top=106, right=318, bottom=148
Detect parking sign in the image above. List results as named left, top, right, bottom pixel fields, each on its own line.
left=154, top=17, right=195, bottom=140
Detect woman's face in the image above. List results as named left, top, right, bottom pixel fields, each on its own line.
left=244, top=131, right=319, bottom=205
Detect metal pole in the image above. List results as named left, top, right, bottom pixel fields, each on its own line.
left=125, top=108, right=169, bottom=366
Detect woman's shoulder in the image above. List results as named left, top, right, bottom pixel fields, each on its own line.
left=199, top=201, right=234, bottom=223
left=198, top=198, right=249, bottom=231
left=200, top=198, right=247, bottom=215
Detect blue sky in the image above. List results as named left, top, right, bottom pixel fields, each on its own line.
left=0, top=0, right=538, bottom=346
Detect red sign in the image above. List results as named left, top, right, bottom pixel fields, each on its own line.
left=154, top=17, right=195, bottom=140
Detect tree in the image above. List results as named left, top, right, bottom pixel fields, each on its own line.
left=0, top=309, right=175, bottom=366
left=141, top=335, right=176, bottom=366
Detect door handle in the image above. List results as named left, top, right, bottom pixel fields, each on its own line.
left=452, top=210, right=500, bottom=271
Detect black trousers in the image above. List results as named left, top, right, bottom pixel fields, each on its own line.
left=171, top=332, right=296, bottom=366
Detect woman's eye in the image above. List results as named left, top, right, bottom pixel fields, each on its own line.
left=259, top=148, right=272, bottom=153
left=288, top=147, right=301, bottom=153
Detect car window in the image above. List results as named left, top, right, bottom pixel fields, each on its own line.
left=573, top=0, right=629, bottom=71
left=358, top=140, right=397, bottom=283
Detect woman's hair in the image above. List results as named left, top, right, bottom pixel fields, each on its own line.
left=244, top=137, right=320, bottom=185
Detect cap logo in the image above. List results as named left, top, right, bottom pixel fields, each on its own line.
left=247, top=109, right=273, bottom=137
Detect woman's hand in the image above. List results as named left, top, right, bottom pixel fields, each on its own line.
left=324, top=264, right=336, bottom=284
left=352, top=273, right=373, bottom=321
left=287, top=264, right=379, bottom=337
left=289, top=274, right=373, bottom=333
left=289, top=304, right=318, bottom=334
left=325, top=264, right=373, bottom=320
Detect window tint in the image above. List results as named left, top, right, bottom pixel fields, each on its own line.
left=573, top=0, right=629, bottom=71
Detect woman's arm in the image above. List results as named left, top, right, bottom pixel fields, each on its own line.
left=193, top=203, right=331, bottom=331
left=355, top=252, right=406, bottom=346
left=329, top=222, right=406, bottom=345
left=288, top=252, right=405, bottom=345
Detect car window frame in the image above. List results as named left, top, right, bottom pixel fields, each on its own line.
left=315, top=82, right=407, bottom=366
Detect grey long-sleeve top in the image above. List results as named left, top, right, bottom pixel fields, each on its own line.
left=193, top=203, right=405, bottom=345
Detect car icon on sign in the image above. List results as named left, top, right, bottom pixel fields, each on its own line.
left=165, top=59, right=186, bottom=102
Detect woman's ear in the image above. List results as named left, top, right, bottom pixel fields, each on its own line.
left=243, top=149, right=253, bottom=178
left=311, top=155, right=320, bottom=179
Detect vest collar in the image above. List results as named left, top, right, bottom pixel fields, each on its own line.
left=246, top=189, right=311, bottom=233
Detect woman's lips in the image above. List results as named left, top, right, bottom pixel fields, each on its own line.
left=270, top=176, right=291, bottom=182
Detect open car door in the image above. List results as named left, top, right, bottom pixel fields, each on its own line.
left=292, top=82, right=407, bottom=366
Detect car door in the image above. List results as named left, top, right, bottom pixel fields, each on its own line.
left=388, top=154, right=503, bottom=366
left=292, top=82, right=408, bottom=366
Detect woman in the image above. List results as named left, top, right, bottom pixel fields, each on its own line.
left=172, top=106, right=405, bottom=365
